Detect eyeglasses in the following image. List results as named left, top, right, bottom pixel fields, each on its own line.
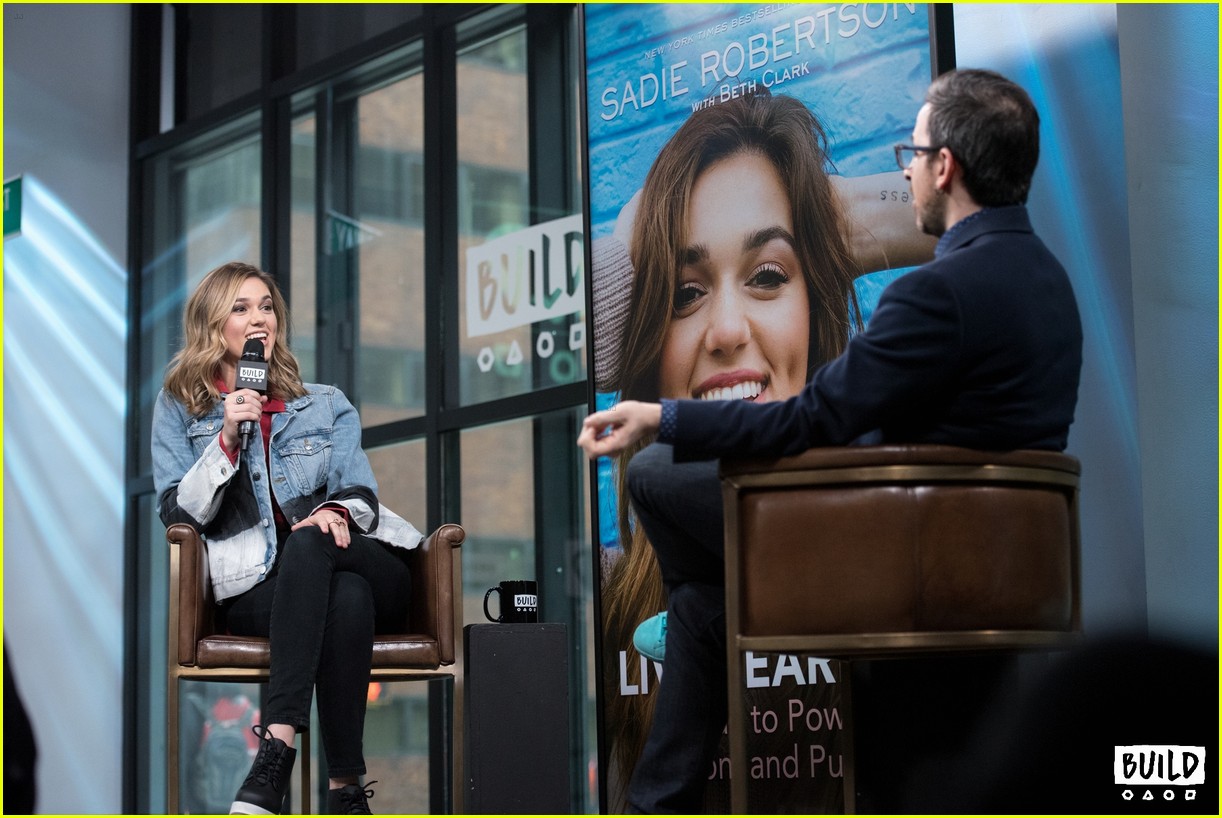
left=894, top=143, right=944, bottom=171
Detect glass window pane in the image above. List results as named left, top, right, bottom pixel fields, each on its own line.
left=135, top=493, right=167, bottom=813
left=362, top=436, right=430, bottom=814
left=296, top=4, right=423, bottom=69
left=459, top=418, right=536, bottom=626
left=137, top=119, right=261, bottom=475
left=367, top=438, right=427, bottom=530
left=353, top=70, right=427, bottom=425
left=360, top=680, right=431, bottom=814
left=457, top=407, right=599, bottom=811
left=290, top=112, right=318, bottom=382
left=455, top=24, right=587, bottom=407
left=182, top=5, right=263, bottom=119
left=179, top=680, right=268, bottom=813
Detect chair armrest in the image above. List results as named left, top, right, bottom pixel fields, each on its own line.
left=408, top=524, right=466, bottom=665
left=167, top=523, right=213, bottom=667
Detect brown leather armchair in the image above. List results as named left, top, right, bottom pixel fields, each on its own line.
left=166, top=522, right=465, bottom=814
left=720, top=445, right=1081, bottom=812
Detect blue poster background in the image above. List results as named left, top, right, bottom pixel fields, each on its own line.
left=587, top=4, right=932, bottom=234
left=583, top=4, right=937, bottom=811
left=586, top=2, right=935, bottom=550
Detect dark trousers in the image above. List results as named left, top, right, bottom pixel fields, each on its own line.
left=223, top=525, right=412, bottom=777
left=623, top=443, right=727, bottom=813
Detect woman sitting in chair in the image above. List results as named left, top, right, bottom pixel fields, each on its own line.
left=152, top=261, right=423, bottom=815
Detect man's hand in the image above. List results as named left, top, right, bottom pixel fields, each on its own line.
left=577, top=400, right=663, bottom=459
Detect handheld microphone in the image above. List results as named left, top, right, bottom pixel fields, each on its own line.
left=234, top=338, right=269, bottom=451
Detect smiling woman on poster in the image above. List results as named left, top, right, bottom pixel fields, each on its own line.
left=591, top=88, right=934, bottom=803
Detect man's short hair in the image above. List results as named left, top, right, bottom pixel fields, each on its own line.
left=925, top=69, right=1040, bottom=207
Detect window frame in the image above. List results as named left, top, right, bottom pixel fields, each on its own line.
left=124, top=4, right=593, bottom=814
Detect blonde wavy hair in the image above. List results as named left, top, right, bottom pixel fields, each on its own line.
left=163, top=261, right=307, bottom=416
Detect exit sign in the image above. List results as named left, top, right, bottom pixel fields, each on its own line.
left=4, top=177, right=22, bottom=238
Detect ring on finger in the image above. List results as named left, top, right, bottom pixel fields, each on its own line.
left=235, top=395, right=245, bottom=404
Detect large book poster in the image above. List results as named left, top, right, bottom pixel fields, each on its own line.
left=583, top=3, right=941, bottom=812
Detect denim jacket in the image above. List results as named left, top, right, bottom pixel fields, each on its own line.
left=152, top=383, right=423, bottom=601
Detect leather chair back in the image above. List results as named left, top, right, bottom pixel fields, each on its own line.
left=720, top=445, right=1081, bottom=813
left=724, top=446, right=1080, bottom=644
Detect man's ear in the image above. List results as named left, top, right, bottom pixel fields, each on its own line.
left=934, top=147, right=957, bottom=194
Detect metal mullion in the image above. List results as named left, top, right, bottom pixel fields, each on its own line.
left=333, top=92, right=360, bottom=399
left=424, top=16, right=459, bottom=535
left=526, top=10, right=587, bottom=810
left=570, top=5, right=611, bottom=812
left=527, top=4, right=576, bottom=223
left=261, top=6, right=294, bottom=286
left=264, top=4, right=296, bottom=85
left=261, top=12, right=458, bottom=105
left=313, top=87, right=335, bottom=387
left=125, top=8, right=166, bottom=811
left=173, top=5, right=188, bottom=127
left=132, top=104, right=258, bottom=166
left=261, top=96, right=293, bottom=285
left=423, top=14, right=460, bottom=813
left=434, top=383, right=588, bottom=434
left=526, top=5, right=578, bottom=404
left=532, top=406, right=585, bottom=814
left=313, top=86, right=359, bottom=397
left=931, top=4, right=957, bottom=75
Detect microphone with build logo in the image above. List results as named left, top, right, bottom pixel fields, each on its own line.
left=234, top=338, right=269, bottom=451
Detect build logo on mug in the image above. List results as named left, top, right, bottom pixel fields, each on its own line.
left=483, top=579, right=539, bottom=623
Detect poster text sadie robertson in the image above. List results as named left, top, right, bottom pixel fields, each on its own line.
left=599, top=3, right=922, bottom=122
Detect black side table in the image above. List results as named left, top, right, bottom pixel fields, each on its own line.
left=463, top=623, right=571, bottom=813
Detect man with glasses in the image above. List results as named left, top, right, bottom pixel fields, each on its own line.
left=578, top=68, right=1082, bottom=813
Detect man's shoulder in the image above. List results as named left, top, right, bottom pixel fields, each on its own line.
left=928, top=212, right=1053, bottom=277
left=950, top=205, right=1034, bottom=243
left=887, top=232, right=1050, bottom=317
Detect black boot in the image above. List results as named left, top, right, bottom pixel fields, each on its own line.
left=229, top=725, right=297, bottom=815
left=327, top=781, right=376, bottom=814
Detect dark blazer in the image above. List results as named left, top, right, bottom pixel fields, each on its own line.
left=665, top=206, right=1083, bottom=460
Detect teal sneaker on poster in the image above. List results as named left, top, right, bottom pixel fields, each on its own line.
left=632, top=611, right=668, bottom=662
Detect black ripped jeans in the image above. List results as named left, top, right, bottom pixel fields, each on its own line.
left=222, top=524, right=412, bottom=778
